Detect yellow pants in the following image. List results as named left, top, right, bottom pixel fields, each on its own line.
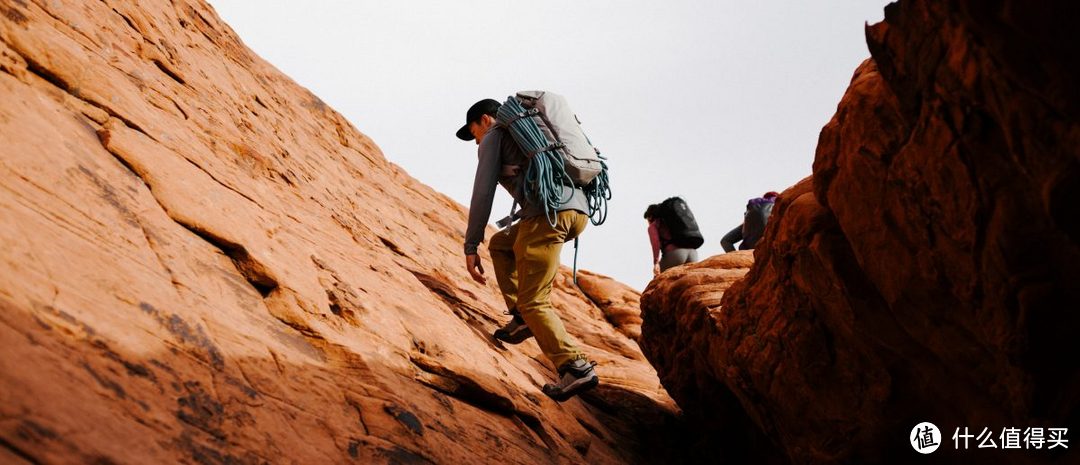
left=489, top=210, right=588, bottom=368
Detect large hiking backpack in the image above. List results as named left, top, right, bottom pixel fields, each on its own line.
left=495, top=90, right=611, bottom=226
left=659, top=197, right=704, bottom=249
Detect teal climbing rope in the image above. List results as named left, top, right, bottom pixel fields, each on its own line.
left=497, top=97, right=612, bottom=227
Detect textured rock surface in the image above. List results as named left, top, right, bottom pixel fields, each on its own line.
left=0, top=1, right=677, bottom=464
left=575, top=269, right=644, bottom=342
left=641, top=1, right=1079, bottom=464
left=639, top=251, right=781, bottom=464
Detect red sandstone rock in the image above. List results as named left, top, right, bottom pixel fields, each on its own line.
left=641, top=1, right=1079, bottom=464
left=575, top=269, right=644, bottom=342
left=0, top=1, right=675, bottom=463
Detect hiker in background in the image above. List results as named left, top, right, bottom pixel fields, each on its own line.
left=721, top=191, right=779, bottom=252
left=645, top=197, right=704, bottom=274
left=456, top=98, right=599, bottom=402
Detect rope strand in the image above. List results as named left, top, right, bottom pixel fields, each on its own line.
left=497, top=96, right=610, bottom=227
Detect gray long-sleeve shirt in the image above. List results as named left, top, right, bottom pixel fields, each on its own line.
left=464, top=126, right=588, bottom=255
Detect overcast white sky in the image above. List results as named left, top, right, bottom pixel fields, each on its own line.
left=209, top=1, right=891, bottom=291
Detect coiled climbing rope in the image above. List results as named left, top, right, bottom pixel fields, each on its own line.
left=497, top=97, right=612, bottom=227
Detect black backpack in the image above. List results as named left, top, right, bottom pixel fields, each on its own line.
left=659, top=197, right=704, bottom=249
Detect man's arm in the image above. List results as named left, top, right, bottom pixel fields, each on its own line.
left=464, top=131, right=502, bottom=256
left=720, top=225, right=742, bottom=253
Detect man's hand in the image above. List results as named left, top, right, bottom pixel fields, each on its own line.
left=466, top=254, right=486, bottom=284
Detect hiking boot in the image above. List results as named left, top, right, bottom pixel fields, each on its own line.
left=542, top=359, right=599, bottom=402
left=494, top=313, right=533, bottom=344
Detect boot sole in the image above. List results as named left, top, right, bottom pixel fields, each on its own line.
left=544, top=375, right=599, bottom=402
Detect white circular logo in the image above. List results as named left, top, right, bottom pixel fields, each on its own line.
left=910, top=422, right=942, bottom=454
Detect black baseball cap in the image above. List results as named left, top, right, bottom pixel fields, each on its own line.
left=456, top=98, right=501, bottom=141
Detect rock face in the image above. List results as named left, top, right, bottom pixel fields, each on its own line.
left=0, top=1, right=676, bottom=464
left=639, top=252, right=782, bottom=464
left=641, top=1, right=1079, bottom=464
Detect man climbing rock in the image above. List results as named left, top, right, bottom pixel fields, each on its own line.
left=456, top=98, right=599, bottom=402
left=721, top=191, right=779, bottom=252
